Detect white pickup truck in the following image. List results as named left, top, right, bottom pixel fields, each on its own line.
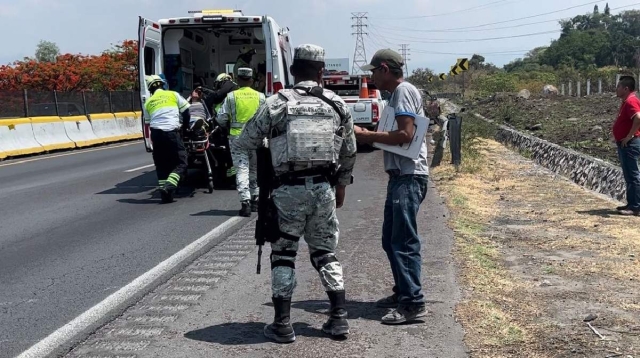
left=322, top=75, right=386, bottom=131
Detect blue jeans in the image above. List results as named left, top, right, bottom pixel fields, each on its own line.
left=381, top=173, right=429, bottom=306
left=617, top=137, right=640, bottom=210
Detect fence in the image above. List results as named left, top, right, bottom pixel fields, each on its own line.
left=0, top=90, right=142, bottom=119
left=557, top=74, right=635, bottom=96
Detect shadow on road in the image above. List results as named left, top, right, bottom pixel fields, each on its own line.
left=97, top=171, right=158, bottom=195
left=261, top=300, right=387, bottom=322
left=191, top=209, right=239, bottom=217
left=116, top=187, right=196, bottom=205
left=184, top=322, right=324, bottom=345
left=576, top=208, right=621, bottom=218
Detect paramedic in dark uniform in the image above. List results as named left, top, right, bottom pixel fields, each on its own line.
left=144, top=75, right=191, bottom=203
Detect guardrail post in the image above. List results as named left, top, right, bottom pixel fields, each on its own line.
left=599, top=78, right=602, bottom=94
left=577, top=81, right=581, bottom=97
left=569, top=81, right=573, bottom=96
left=449, top=114, right=462, bottom=170
left=108, top=91, right=114, bottom=113
left=561, top=84, right=565, bottom=96
left=53, top=90, right=60, bottom=117
left=587, top=79, right=591, bottom=96
left=23, top=89, right=29, bottom=117
left=82, top=90, right=89, bottom=117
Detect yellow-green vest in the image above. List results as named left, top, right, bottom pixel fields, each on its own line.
left=228, top=87, right=264, bottom=136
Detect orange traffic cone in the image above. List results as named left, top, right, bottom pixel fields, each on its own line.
left=359, top=76, right=369, bottom=98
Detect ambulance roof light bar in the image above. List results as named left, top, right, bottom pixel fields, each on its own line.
left=188, top=9, right=243, bottom=16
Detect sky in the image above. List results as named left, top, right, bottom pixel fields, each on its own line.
left=0, top=0, right=639, bottom=74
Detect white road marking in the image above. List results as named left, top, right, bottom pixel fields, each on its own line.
left=0, top=142, right=140, bottom=168
left=15, top=216, right=245, bottom=358
left=124, top=164, right=155, bottom=173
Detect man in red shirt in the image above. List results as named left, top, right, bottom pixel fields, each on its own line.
left=612, top=75, right=640, bottom=216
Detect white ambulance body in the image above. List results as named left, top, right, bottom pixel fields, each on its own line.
left=138, top=9, right=294, bottom=151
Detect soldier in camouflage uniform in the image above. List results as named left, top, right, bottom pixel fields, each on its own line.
left=217, top=68, right=266, bottom=216
left=231, top=44, right=357, bottom=343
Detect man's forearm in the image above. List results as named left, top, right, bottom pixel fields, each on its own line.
left=627, top=116, right=640, bottom=138
left=356, top=129, right=412, bottom=145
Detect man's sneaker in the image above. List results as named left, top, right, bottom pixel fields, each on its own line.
left=376, top=294, right=399, bottom=308
left=239, top=201, right=251, bottom=217
left=618, top=208, right=640, bottom=216
left=381, top=304, right=428, bottom=325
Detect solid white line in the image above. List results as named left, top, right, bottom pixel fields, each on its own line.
left=15, top=215, right=245, bottom=358
left=0, top=141, right=140, bottom=168
left=124, top=164, right=155, bottom=173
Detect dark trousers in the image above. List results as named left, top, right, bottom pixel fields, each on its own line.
left=150, top=128, right=188, bottom=188
left=617, top=137, right=640, bottom=210
left=382, top=173, right=429, bottom=306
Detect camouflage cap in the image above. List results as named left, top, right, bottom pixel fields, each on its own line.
left=360, top=48, right=404, bottom=71
left=237, top=67, right=253, bottom=79
left=294, top=44, right=325, bottom=63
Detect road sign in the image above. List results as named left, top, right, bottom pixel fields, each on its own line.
left=439, top=73, right=446, bottom=80
left=456, top=58, right=469, bottom=71
left=450, top=65, right=460, bottom=76
left=428, top=76, right=433, bottom=82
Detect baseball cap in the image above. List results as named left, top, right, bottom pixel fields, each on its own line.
left=360, top=49, right=404, bottom=71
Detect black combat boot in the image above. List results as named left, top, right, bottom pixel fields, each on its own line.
left=239, top=200, right=251, bottom=217
left=264, top=297, right=296, bottom=343
left=322, top=290, right=350, bottom=336
left=159, top=186, right=174, bottom=204
left=250, top=195, right=259, bottom=212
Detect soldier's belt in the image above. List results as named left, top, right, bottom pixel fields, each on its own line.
left=273, top=174, right=329, bottom=188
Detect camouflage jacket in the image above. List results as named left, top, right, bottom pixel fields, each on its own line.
left=231, top=80, right=357, bottom=186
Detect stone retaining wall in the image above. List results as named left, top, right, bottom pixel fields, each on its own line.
left=473, top=113, right=626, bottom=202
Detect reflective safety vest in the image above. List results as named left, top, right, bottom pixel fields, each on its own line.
left=144, top=89, right=189, bottom=130
left=228, top=87, right=265, bottom=137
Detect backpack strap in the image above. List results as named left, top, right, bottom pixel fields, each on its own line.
left=292, top=85, right=347, bottom=122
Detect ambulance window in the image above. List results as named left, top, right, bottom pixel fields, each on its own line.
left=144, top=47, right=155, bottom=75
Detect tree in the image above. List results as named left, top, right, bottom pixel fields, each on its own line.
left=605, top=3, right=610, bottom=16
left=469, top=54, right=485, bottom=70
left=0, top=40, right=139, bottom=92
left=35, top=40, right=60, bottom=63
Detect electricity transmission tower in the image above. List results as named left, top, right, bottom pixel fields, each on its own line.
left=399, top=44, right=410, bottom=77
left=351, top=12, right=368, bottom=75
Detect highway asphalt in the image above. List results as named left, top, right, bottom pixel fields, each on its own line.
left=0, top=141, right=248, bottom=357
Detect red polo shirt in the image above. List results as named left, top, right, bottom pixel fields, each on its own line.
left=613, top=93, right=640, bottom=141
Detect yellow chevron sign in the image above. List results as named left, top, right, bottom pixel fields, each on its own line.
left=456, top=58, right=469, bottom=71
left=428, top=76, right=433, bottom=82
left=439, top=73, right=446, bottom=80
left=450, top=65, right=460, bottom=76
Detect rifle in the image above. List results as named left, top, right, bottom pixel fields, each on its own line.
left=255, top=145, right=279, bottom=274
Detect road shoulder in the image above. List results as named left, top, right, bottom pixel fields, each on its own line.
left=65, top=149, right=468, bottom=358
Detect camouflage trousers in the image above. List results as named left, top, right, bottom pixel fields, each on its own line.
left=228, top=136, right=258, bottom=202
left=270, top=181, right=344, bottom=298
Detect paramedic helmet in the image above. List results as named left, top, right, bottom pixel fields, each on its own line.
left=145, top=74, right=165, bottom=89
left=239, top=46, right=257, bottom=56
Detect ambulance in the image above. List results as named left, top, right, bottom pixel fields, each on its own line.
left=138, top=9, right=294, bottom=151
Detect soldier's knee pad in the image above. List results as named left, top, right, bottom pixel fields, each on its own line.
left=270, top=249, right=297, bottom=271
left=309, top=250, right=340, bottom=272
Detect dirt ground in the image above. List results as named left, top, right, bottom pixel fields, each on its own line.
left=431, top=136, right=640, bottom=358
left=466, top=93, right=623, bottom=165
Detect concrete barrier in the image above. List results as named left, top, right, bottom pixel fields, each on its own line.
left=474, top=113, right=626, bottom=202
left=90, top=113, right=128, bottom=143
left=62, top=116, right=103, bottom=148
left=0, top=118, right=45, bottom=158
left=114, top=112, right=143, bottom=140
left=31, top=116, right=75, bottom=152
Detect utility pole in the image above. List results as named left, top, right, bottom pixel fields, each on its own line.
left=351, top=12, right=368, bottom=75
left=399, top=44, right=410, bottom=77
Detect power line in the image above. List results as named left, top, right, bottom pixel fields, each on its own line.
left=369, top=25, right=561, bottom=43
left=372, top=0, right=518, bottom=20
left=351, top=12, right=368, bottom=75
left=374, top=1, right=640, bottom=33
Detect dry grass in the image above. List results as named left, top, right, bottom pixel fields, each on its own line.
left=432, top=133, right=640, bottom=357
